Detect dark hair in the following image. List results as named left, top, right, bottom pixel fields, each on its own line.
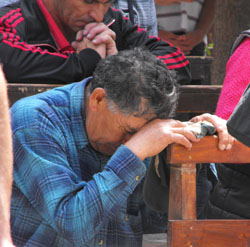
left=89, top=47, right=179, bottom=119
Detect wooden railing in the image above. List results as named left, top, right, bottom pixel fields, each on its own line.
left=166, top=137, right=250, bottom=247
left=7, top=83, right=222, bottom=113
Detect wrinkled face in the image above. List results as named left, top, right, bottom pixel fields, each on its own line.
left=85, top=89, right=153, bottom=156
left=53, top=0, right=111, bottom=35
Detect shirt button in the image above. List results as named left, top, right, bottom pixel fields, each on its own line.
left=125, top=215, right=129, bottom=221
left=136, top=175, right=140, bottom=181
left=98, top=240, right=103, bottom=245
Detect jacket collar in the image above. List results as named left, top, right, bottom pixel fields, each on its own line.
left=21, top=0, right=53, bottom=44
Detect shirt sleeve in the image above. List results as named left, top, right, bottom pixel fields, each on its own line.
left=12, top=106, right=146, bottom=245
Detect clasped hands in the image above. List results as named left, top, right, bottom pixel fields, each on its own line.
left=71, top=21, right=117, bottom=58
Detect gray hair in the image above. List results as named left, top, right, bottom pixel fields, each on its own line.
left=89, top=47, right=179, bottom=119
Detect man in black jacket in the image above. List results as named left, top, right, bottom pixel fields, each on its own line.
left=0, top=0, right=191, bottom=84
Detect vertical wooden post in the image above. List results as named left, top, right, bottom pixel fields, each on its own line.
left=167, top=163, right=197, bottom=247
left=168, top=163, right=197, bottom=220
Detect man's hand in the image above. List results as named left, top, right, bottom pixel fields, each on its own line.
left=71, top=22, right=117, bottom=57
left=190, top=113, right=235, bottom=151
left=158, top=30, right=204, bottom=55
left=158, top=30, right=180, bottom=41
left=72, top=36, right=107, bottom=58
left=125, top=119, right=199, bottom=160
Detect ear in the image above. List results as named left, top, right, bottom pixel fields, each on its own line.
left=88, top=88, right=106, bottom=111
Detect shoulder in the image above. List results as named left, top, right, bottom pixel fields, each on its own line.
left=10, top=83, right=80, bottom=132
left=231, top=30, right=250, bottom=55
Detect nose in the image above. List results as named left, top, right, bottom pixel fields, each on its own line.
left=89, top=3, right=109, bottom=23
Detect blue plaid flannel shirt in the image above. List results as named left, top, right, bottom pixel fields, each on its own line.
left=10, top=78, right=167, bottom=247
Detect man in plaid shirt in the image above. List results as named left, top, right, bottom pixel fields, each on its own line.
left=10, top=48, right=232, bottom=247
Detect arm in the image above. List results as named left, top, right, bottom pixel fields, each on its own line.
left=0, top=67, right=14, bottom=247
left=194, top=0, right=216, bottom=42
left=11, top=102, right=146, bottom=245
left=125, top=115, right=233, bottom=161
left=107, top=8, right=191, bottom=84
left=0, top=42, right=101, bottom=84
left=175, top=0, right=216, bottom=54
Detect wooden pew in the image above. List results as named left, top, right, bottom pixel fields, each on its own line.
left=7, top=83, right=222, bottom=113
left=166, top=135, right=250, bottom=247
left=187, top=56, right=214, bottom=85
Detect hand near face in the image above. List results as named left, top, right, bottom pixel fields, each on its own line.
left=190, top=113, right=234, bottom=151
left=124, top=119, right=200, bottom=160
left=71, top=22, right=117, bottom=57
left=72, top=36, right=107, bottom=58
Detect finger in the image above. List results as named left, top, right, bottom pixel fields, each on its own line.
left=170, top=132, right=193, bottom=149
left=71, top=41, right=77, bottom=50
left=193, top=114, right=234, bottom=151
left=217, top=127, right=235, bottom=151
left=92, top=33, right=111, bottom=44
left=162, top=119, right=188, bottom=128
left=226, top=135, right=235, bottom=150
left=85, top=23, right=116, bottom=41
left=76, top=30, right=84, bottom=41
left=92, top=29, right=116, bottom=44
left=199, top=114, right=225, bottom=133
left=172, top=127, right=200, bottom=143
left=189, top=116, right=202, bottom=123
left=83, top=22, right=99, bottom=37
left=190, top=113, right=215, bottom=124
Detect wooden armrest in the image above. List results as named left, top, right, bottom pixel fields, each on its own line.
left=166, top=136, right=250, bottom=247
left=167, top=136, right=250, bottom=164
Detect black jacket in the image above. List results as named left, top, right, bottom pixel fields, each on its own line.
left=205, top=29, right=250, bottom=219
left=0, top=0, right=191, bottom=84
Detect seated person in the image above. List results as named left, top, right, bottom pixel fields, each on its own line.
left=0, top=0, right=190, bottom=84
left=204, top=29, right=250, bottom=219
left=155, top=0, right=215, bottom=56
left=10, top=47, right=231, bottom=247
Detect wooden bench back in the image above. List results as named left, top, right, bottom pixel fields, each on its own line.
left=7, top=83, right=222, bottom=114
left=166, top=137, right=250, bottom=247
